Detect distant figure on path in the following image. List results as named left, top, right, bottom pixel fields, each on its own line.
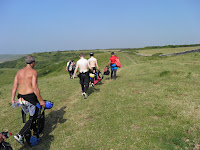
left=107, top=52, right=119, bottom=80
left=11, top=55, right=45, bottom=145
left=66, top=60, right=74, bottom=79
left=73, top=53, right=93, bottom=99
left=88, top=52, right=99, bottom=87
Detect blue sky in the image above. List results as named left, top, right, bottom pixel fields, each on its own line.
left=0, top=0, right=199, bottom=54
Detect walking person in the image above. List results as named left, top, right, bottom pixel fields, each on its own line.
left=107, top=52, right=119, bottom=80
left=71, top=60, right=76, bottom=76
left=11, top=55, right=45, bottom=145
left=73, top=53, right=93, bottom=99
left=88, top=52, right=99, bottom=87
left=66, top=60, right=74, bottom=79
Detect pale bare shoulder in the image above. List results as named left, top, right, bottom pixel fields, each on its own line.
left=31, top=68, right=38, bottom=76
left=16, top=68, right=25, bottom=76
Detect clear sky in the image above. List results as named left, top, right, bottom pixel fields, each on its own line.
left=0, top=0, right=199, bottom=54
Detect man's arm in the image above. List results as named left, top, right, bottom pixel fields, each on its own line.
left=88, top=61, right=93, bottom=71
left=32, top=71, right=45, bottom=107
left=107, top=60, right=111, bottom=66
left=66, top=66, right=68, bottom=71
left=11, top=75, right=18, bottom=104
left=73, top=63, right=79, bottom=79
left=95, top=59, right=99, bottom=70
left=66, top=62, right=69, bottom=71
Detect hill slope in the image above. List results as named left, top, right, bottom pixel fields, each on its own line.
left=0, top=50, right=199, bottom=149
left=0, top=54, right=25, bottom=63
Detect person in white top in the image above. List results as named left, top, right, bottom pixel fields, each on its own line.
left=66, top=60, right=74, bottom=79
left=88, top=52, right=99, bottom=87
left=73, top=53, right=93, bottom=98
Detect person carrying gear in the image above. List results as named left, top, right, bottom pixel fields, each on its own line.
left=11, top=55, right=45, bottom=145
left=73, top=53, right=93, bottom=99
left=88, top=52, right=100, bottom=87
left=107, top=52, right=119, bottom=80
left=66, top=60, right=74, bottom=79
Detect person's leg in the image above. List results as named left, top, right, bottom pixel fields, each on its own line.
left=84, top=73, right=89, bottom=93
left=79, top=74, right=84, bottom=93
left=110, top=64, right=114, bottom=79
left=19, top=116, right=34, bottom=136
left=91, top=77, right=94, bottom=84
left=19, top=103, right=36, bottom=136
left=15, top=103, right=35, bottom=145
left=81, top=84, right=84, bottom=92
left=89, top=69, right=94, bottom=85
left=82, top=73, right=89, bottom=98
left=111, top=70, right=114, bottom=79
left=31, top=107, right=40, bottom=136
left=70, top=72, right=72, bottom=78
left=114, top=69, right=117, bottom=80
left=93, top=67, right=97, bottom=80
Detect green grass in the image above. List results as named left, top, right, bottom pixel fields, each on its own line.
left=0, top=50, right=199, bottom=149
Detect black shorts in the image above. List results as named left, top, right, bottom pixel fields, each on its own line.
left=78, top=72, right=89, bottom=85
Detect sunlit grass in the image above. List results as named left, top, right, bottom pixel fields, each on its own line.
left=0, top=50, right=199, bottom=149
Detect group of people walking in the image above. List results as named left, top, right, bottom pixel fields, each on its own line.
left=2, top=52, right=120, bottom=147
left=67, top=52, right=119, bottom=99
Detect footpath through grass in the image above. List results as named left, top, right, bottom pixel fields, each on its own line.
left=0, top=51, right=200, bottom=149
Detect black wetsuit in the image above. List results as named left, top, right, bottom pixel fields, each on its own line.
left=17, top=93, right=39, bottom=136
left=17, top=93, right=39, bottom=106
left=78, top=72, right=89, bottom=93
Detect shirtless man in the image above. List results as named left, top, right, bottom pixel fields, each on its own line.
left=11, top=55, right=45, bottom=145
left=88, top=52, right=99, bottom=87
left=73, top=53, right=92, bottom=99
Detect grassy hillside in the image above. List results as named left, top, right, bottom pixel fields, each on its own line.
left=0, top=50, right=199, bottom=149
left=0, top=54, right=25, bottom=63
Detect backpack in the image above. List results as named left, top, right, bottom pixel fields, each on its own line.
left=69, top=64, right=73, bottom=71
left=115, top=58, right=122, bottom=68
left=67, top=62, right=72, bottom=71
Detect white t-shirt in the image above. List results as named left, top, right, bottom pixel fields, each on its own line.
left=67, top=61, right=71, bottom=67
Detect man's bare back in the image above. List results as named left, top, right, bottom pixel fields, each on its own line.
left=88, top=57, right=97, bottom=68
left=88, top=56, right=99, bottom=70
left=11, top=56, right=45, bottom=107
left=76, top=58, right=89, bottom=73
left=17, top=66, right=36, bottom=95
